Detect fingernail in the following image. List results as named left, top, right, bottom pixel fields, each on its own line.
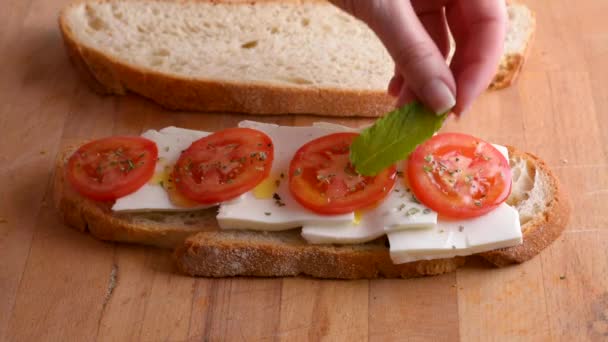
left=421, top=79, right=456, bottom=115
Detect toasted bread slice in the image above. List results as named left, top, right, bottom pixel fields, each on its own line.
left=58, top=0, right=535, bottom=117
left=54, top=144, right=568, bottom=279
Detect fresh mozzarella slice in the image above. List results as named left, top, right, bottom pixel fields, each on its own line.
left=217, top=188, right=352, bottom=230
left=112, top=184, right=192, bottom=212
left=148, top=127, right=208, bottom=168
left=217, top=121, right=354, bottom=230
left=112, top=127, right=218, bottom=212
left=388, top=203, right=522, bottom=264
left=377, top=181, right=437, bottom=232
left=301, top=181, right=437, bottom=244
left=301, top=222, right=385, bottom=244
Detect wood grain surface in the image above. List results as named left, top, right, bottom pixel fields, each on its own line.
left=1, top=0, right=607, bottom=341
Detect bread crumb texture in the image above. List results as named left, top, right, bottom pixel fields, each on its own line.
left=65, top=1, right=393, bottom=90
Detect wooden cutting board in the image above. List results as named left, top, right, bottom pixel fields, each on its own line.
left=1, top=0, right=607, bottom=340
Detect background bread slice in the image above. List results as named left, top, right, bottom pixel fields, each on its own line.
left=54, top=144, right=568, bottom=278
left=489, top=1, right=536, bottom=90
left=58, top=0, right=535, bottom=117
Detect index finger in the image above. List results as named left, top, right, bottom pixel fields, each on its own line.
left=447, top=0, right=506, bottom=115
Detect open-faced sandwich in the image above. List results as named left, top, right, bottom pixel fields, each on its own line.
left=54, top=105, right=568, bottom=279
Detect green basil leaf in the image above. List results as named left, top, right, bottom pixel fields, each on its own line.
left=349, top=102, right=447, bottom=176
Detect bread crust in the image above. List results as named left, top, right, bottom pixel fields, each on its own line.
left=54, top=142, right=568, bottom=278
left=488, top=2, right=536, bottom=90
left=175, top=231, right=465, bottom=279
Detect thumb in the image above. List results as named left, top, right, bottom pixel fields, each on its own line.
left=331, top=0, right=456, bottom=114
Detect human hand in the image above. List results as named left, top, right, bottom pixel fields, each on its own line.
left=330, top=0, right=506, bottom=116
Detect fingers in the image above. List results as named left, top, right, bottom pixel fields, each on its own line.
left=395, top=3, right=450, bottom=108
left=415, top=6, right=450, bottom=58
left=396, top=84, right=416, bottom=108
left=378, top=1, right=456, bottom=114
left=332, top=0, right=504, bottom=116
left=446, top=0, right=506, bottom=115
left=331, top=0, right=456, bottom=114
left=390, top=6, right=450, bottom=101
left=388, top=66, right=404, bottom=97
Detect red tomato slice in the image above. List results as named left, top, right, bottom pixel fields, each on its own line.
left=289, top=132, right=396, bottom=215
left=173, top=128, right=274, bottom=204
left=407, top=133, right=512, bottom=219
left=67, top=136, right=158, bottom=201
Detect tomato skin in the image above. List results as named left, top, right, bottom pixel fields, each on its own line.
left=67, top=136, right=158, bottom=201
left=407, top=133, right=512, bottom=219
left=289, top=132, right=396, bottom=215
left=173, top=128, right=274, bottom=204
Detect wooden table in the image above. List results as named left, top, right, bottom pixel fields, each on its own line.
left=1, top=0, right=607, bottom=341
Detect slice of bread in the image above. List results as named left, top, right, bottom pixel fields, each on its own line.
left=54, top=145, right=569, bottom=279
left=58, top=0, right=535, bottom=117
left=489, top=1, right=536, bottom=90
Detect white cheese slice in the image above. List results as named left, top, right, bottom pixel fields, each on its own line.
left=217, top=188, right=353, bottom=231
left=112, top=127, right=219, bottom=212
left=301, top=180, right=437, bottom=244
left=388, top=203, right=522, bottom=264
left=301, top=222, right=385, bottom=244
left=217, top=121, right=354, bottom=230
left=378, top=181, right=437, bottom=232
